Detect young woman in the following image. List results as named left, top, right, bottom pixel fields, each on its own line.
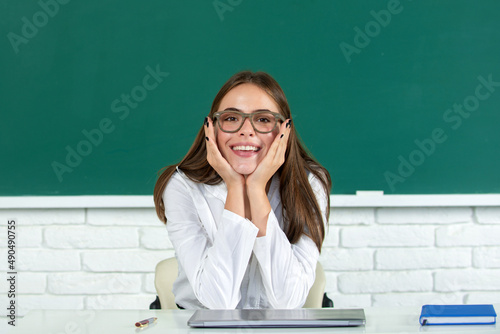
left=153, top=71, right=331, bottom=309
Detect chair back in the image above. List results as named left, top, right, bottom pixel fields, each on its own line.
left=154, top=258, right=326, bottom=309
left=303, top=261, right=326, bottom=308
left=154, top=257, right=178, bottom=309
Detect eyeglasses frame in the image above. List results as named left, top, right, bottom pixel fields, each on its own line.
left=213, top=110, right=286, bottom=134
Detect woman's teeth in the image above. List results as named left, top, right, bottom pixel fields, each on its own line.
left=232, top=146, right=259, bottom=152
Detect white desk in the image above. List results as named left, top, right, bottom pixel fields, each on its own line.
left=9, top=306, right=499, bottom=334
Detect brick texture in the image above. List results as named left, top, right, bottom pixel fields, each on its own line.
left=87, top=208, right=159, bottom=226
left=48, top=273, right=142, bottom=294
left=435, top=269, right=500, bottom=291
left=322, top=226, right=340, bottom=247
left=82, top=250, right=174, bottom=272
left=320, top=248, right=373, bottom=271
left=475, top=207, right=500, bottom=224
left=86, top=294, right=155, bottom=309
left=338, top=271, right=433, bottom=293
left=330, top=208, right=375, bottom=225
left=18, top=273, right=47, bottom=294
left=341, top=226, right=434, bottom=247
left=6, top=205, right=500, bottom=312
left=45, top=226, right=139, bottom=249
left=375, top=248, right=471, bottom=270
left=0, top=209, right=85, bottom=225
left=377, top=208, right=472, bottom=224
left=373, top=292, right=464, bottom=307
left=18, top=249, right=81, bottom=271
left=436, top=225, right=500, bottom=246
left=140, top=227, right=172, bottom=249
left=473, top=247, right=500, bottom=268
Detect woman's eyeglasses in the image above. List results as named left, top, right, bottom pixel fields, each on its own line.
left=213, top=110, right=285, bottom=134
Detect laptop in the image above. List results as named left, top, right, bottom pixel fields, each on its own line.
left=187, top=308, right=366, bottom=328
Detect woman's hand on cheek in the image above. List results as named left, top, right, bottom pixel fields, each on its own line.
left=204, top=117, right=245, bottom=188
left=246, top=119, right=291, bottom=191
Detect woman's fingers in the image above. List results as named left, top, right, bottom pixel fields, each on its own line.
left=204, top=117, right=225, bottom=169
left=275, top=119, right=291, bottom=162
left=267, top=119, right=291, bottom=166
left=204, top=117, right=244, bottom=185
left=204, top=117, right=215, bottom=143
left=204, top=117, right=216, bottom=163
left=247, top=119, right=291, bottom=187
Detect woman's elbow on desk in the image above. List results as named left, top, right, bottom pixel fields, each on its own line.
left=265, top=279, right=312, bottom=309
left=193, top=280, right=241, bottom=310
left=196, top=293, right=240, bottom=310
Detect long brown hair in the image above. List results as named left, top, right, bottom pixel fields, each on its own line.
left=153, top=71, right=331, bottom=252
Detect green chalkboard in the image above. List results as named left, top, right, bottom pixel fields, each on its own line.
left=1, top=0, right=500, bottom=196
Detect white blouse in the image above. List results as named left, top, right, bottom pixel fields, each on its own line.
left=163, top=167, right=328, bottom=309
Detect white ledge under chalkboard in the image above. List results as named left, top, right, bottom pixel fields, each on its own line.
left=1, top=194, right=499, bottom=208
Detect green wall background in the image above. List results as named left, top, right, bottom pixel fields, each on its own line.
left=1, top=0, right=499, bottom=196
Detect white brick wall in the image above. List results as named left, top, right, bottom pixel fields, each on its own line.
left=0, top=207, right=170, bottom=317
left=1, top=204, right=499, bottom=316
left=320, top=206, right=500, bottom=308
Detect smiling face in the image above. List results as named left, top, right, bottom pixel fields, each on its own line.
left=215, top=83, right=281, bottom=176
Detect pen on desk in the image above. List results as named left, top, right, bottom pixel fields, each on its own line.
left=135, top=317, right=157, bottom=327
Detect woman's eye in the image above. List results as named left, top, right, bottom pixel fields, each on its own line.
left=222, top=113, right=240, bottom=122
left=256, top=117, right=272, bottom=123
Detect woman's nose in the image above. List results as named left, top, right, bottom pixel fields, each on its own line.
left=239, top=118, right=255, bottom=135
